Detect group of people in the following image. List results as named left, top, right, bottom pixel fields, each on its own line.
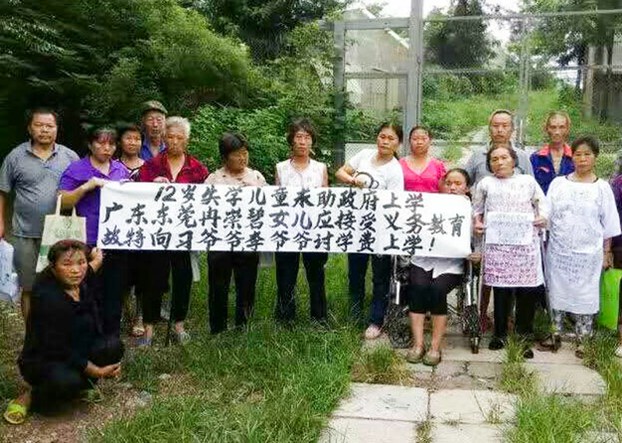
left=2, top=101, right=622, bottom=425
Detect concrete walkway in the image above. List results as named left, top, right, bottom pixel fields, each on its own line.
left=320, top=328, right=606, bottom=443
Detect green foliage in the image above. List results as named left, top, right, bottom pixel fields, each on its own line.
left=192, top=0, right=345, bottom=61
left=424, top=0, right=497, bottom=69
left=0, top=0, right=260, bottom=153
left=351, top=345, right=408, bottom=384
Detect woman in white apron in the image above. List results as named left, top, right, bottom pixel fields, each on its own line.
left=545, top=136, right=621, bottom=358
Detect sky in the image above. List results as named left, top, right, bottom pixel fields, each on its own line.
left=358, top=0, right=521, bottom=43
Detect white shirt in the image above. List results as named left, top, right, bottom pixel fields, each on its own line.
left=347, top=149, right=404, bottom=191
left=276, top=158, right=326, bottom=188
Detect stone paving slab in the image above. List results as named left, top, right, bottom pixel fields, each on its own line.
left=429, top=389, right=516, bottom=424
left=431, top=423, right=505, bottom=442
left=526, top=362, right=606, bottom=395
left=467, top=361, right=502, bottom=379
left=529, top=346, right=583, bottom=365
left=319, top=418, right=416, bottom=443
left=332, top=383, right=428, bottom=422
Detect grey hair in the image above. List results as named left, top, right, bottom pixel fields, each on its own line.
left=166, top=116, right=191, bottom=139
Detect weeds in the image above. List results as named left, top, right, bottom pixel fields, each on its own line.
left=416, top=420, right=433, bottom=443
left=351, top=344, right=409, bottom=385
left=499, top=336, right=536, bottom=396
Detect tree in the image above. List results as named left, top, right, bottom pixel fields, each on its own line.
left=191, top=0, right=345, bottom=61
left=0, top=0, right=260, bottom=153
left=425, top=0, right=496, bottom=68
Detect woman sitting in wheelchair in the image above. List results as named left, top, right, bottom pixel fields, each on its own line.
left=406, top=168, right=473, bottom=366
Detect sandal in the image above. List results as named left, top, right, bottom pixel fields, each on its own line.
left=423, top=351, right=441, bottom=367
left=406, top=347, right=426, bottom=364
left=3, top=400, right=27, bottom=425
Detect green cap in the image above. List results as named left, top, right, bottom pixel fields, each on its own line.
left=141, top=100, right=168, bottom=116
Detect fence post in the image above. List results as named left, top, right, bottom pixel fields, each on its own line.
left=333, top=20, right=346, bottom=167
left=516, top=16, right=531, bottom=146
left=405, top=0, right=424, bottom=147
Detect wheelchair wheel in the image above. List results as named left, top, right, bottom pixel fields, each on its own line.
left=384, top=304, right=412, bottom=349
left=470, top=336, right=480, bottom=354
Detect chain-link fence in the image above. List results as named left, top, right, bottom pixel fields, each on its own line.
left=334, top=5, right=622, bottom=175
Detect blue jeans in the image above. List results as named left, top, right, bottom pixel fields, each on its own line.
left=348, top=253, right=391, bottom=327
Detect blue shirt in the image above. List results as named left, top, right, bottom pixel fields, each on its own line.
left=140, top=135, right=166, bottom=161
left=530, top=144, right=574, bottom=194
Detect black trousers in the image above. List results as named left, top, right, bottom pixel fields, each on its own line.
left=207, top=251, right=259, bottom=334
left=95, top=251, right=130, bottom=338
left=274, top=252, right=328, bottom=322
left=140, top=251, right=192, bottom=324
left=493, top=286, right=539, bottom=340
left=408, top=266, right=462, bottom=315
left=20, top=337, right=124, bottom=412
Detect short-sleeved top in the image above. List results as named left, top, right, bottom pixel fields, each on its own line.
left=59, top=157, right=130, bottom=245
left=399, top=157, right=446, bottom=192
left=138, top=152, right=209, bottom=184
left=0, top=142, right=79, bottom=238
left=276, top=159, right=326, bottom=188
left=205, top=167, right=266, bottom=187
left=348, top=149, right=404, bottom=191
left=464, top=143, right=534, bottom=188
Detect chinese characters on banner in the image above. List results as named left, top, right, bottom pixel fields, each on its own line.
left=97, top=183, right=472, bottom=258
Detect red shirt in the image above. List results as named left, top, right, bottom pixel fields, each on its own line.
left=138, top=152, right=209, bottom=184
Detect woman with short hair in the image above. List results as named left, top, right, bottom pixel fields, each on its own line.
left=400, top=126, right=446, bottom=193
left=274, top=118, right=329, bottom=324
left=205, top=132, right=266, bottom=333
left=59, top=126, right=131, bottom=338
left=545, top=136, right=621, bottom=357
left=3, top=240, right=123, bottom=424
left=473, top=146, right=547, bottom=358
left=137, top=116, right=209, bottom=346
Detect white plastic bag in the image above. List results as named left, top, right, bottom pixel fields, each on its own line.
left=0, top=240, right=19, bottom=303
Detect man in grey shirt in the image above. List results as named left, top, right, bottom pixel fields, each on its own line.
left=464, top=109, right=534, bottom=187
left=0, top=108, right=79, bottom=318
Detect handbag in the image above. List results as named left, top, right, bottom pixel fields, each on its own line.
left=35, top=195, right=87, bottom=272
left=598, top=269, right=622, bottom=330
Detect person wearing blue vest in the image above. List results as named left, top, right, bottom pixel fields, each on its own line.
left=530, top=111, right=574, bottom=194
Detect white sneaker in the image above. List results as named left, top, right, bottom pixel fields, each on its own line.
left=364, top=324, right=382, bottom=340
left=615, top=345, right=622, bottom=358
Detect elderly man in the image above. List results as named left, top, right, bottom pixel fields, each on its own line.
left=464, top=109, right=534, bottom=187
left=0, top=108, right=79, bottom=319
left=140, top=100, right=168, bottom=160
left=530, top=111, right=574, bottom=194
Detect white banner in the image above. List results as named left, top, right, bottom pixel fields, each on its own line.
left=97, top=183, right=471, bottom=257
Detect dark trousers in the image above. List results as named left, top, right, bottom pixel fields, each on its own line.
left=208, top=251, right=259, bottom=334
left=98, top=251, right=129, bottom=338
left=493, top=286, right=539, bottom=340
left=140, top=251, right=192, bottom=324
left=20, top=337, right=123, bottom=412
left=408, top=266, right=462, bottom=315
left=274, top=252, right=328, bottom=322
left=348, top=253, right=391, bottom=327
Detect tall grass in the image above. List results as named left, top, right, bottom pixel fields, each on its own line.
left=90, top=254, right=363, bottom=442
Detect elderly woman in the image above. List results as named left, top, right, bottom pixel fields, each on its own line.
left=400, top=126, right=446, bottom=193
left=336, top=122, right=405, bottom=339
left=545, top=136, right=620, bottom=357
left=59, top=126, right=130, bottom=338
left=136, top=116, right=208, bottom=346
left=473, top=146, right=547, bottom=358
left=3, top=240, right=123, bottom=424
left=274, top=118, right=329, bottom=324
left=205, top=133, right=266, bottom=334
